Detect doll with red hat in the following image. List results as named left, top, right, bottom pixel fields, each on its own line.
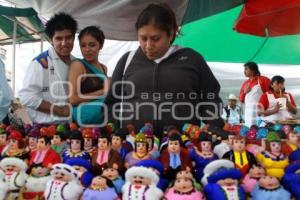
left=1, top=130, right=29, bottom=160
left=0, top=157, right=28, bottom=199
left=91, top=130, right=123, bottom=175
left=124, top=133, right=154, bottom=169
left=82, top=127, right=97, bottom=157
left=159, top=133, right=192, bottom=181
left=223, top=135, right=257, bottom=176
left=189, top=132, right=218, bottom=182
left=29, top=135, right=61, bottom=169
left=62, top=130, right=91, bottom=163
left=256, top=131, right=289, bottom=179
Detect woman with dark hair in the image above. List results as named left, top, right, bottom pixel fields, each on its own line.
left=68, top=26, right=109, bottom=125
left=258, top=75, right=297, bottom=124
left=104, top=3, right=224, bottom=137
left=239, top=61, right=270, bottom=127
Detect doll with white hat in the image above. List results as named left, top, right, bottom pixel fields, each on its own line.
left=0, top=169, right=8, bottom=200
left=44, top=163, right=83, bottom=200
left=122, top=166, right=163, bottom=200
left=21, top=163, right=51, bottom=200
left=0, top=157, right=28, bottom=199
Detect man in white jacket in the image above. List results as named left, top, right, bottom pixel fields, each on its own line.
left=19, top=13, right=77, bottom=124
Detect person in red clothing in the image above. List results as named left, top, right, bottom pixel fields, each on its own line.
left=29, top=135, right=61, bottom=168
left=239, top=62, right=270, bottom=127
left=258, top=75, right=297, bottom=125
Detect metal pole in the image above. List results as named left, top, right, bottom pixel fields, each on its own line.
left=12, top=20, right=17, bottom=94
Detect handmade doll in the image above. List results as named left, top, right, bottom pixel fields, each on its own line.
left=281, top=128, right=299, bottom=156
left=175, top=170, right=201, bottom=191
left=0, top=157, right=28, bottom=199
left=82, top=128, right=97, bottom=157
left=256, top=132, right=289, bottom=179
left=189, top=132, right=218, bottom=182
left=164, top=170, right=203, bottom=200
left=29, top=135, right=61, bottom=168
left=251, top=175, right=291, bottom=200
left=111, top=128, right=130, bottom=160
left=51, top=128, right=69, bottom=157
left=212, top=128, right=231, bottom=158
left=202, top=159, right=245, bottom=200
left=44, top=163, right=83, bottom=200
left=21, top=163, right=51, bottom=200
left=159, top=133, right=192, bottom=181
left=135, top=159, right=169, bottom=191
left=122, top=166, right=163, bottom=200
left=1, top=130, right=29, bottom=160
left=26, top=127, right=40, bottom=152
left=223, top=135, right=257, bottom=176
left=241, top=164, right=266, bottom=193
left=91, top=131, right=123, bottom=175
left=124, top=133, right=153, bottom=169
left=282, top=148, right=300, bottom=199
left=0, top=169, right=8, bottom=200
left=83, top=175, right=118, bottom=200
left=0, top=125, right=7, bottom=153
left=65, top=158, right=94, bottom=188
left=62, top=130, right=90, bottom=163
left=102, top=166, right=124, bottom=194
left=140, top=123, right=160, bottom=159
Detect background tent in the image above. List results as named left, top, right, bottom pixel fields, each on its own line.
left=4, top=0, right=300, bottom=115
left=0, top=5, right=44, bottom=92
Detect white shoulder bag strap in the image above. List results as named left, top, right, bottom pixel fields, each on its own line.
left=120, top=50, right=136, bottom=128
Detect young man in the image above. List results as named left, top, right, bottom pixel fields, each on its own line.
left=19, top=13, right=77, bottom=124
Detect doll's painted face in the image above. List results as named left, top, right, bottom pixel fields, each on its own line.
left=0, top=134, right=7, bottom=145
left=111, top=136, right=122, bottom=149
left=259, top=175, right=280, bottom=190
left=52, top=135, right=62, bottom=145
left=8, top=139, right=19, bottom=150
left=4, top=164, right=20, bottom=174
left=200, top=141, right=212, bottom=152
left=102, top=168, right=119, bottom=180
left=168, top=140, right=180, bottom=154
left=249, top=165, right=265, bottom=178
left=174, top=178, right=194, bottom=193
left=73, top=165, right=87, bottom=177
left=84, top=138, right=93, bottom=150
left=91, top=176, right=108, bottom=190
left=136, top=142, right=147, bottom=154
left=54, top=171, right=72, bottom=182
left=131, top=175, right=151, bottom=186
left=31, top=166, right=50, bottom=177
left=37, top=138, right=48, bottom=151
left=71, top=139, right=81, bottom=152
left=176, top=170, right=193, bottom=180
left=28, top=137, right=38, bottom=150
left=98, top=138, right=109, bottom=151
left=288, top=133, right=298, bottom=145
left=217, top=178, right=238, bottom=187
left=232, top=139, right=245, bottom=152
left=270, top=141, right=281, bottom=153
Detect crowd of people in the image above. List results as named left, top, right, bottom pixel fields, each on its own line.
left=0, top=2, right=299, bottom=200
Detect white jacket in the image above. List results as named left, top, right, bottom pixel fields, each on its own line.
left=19, top=47, right=74, bottom=124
